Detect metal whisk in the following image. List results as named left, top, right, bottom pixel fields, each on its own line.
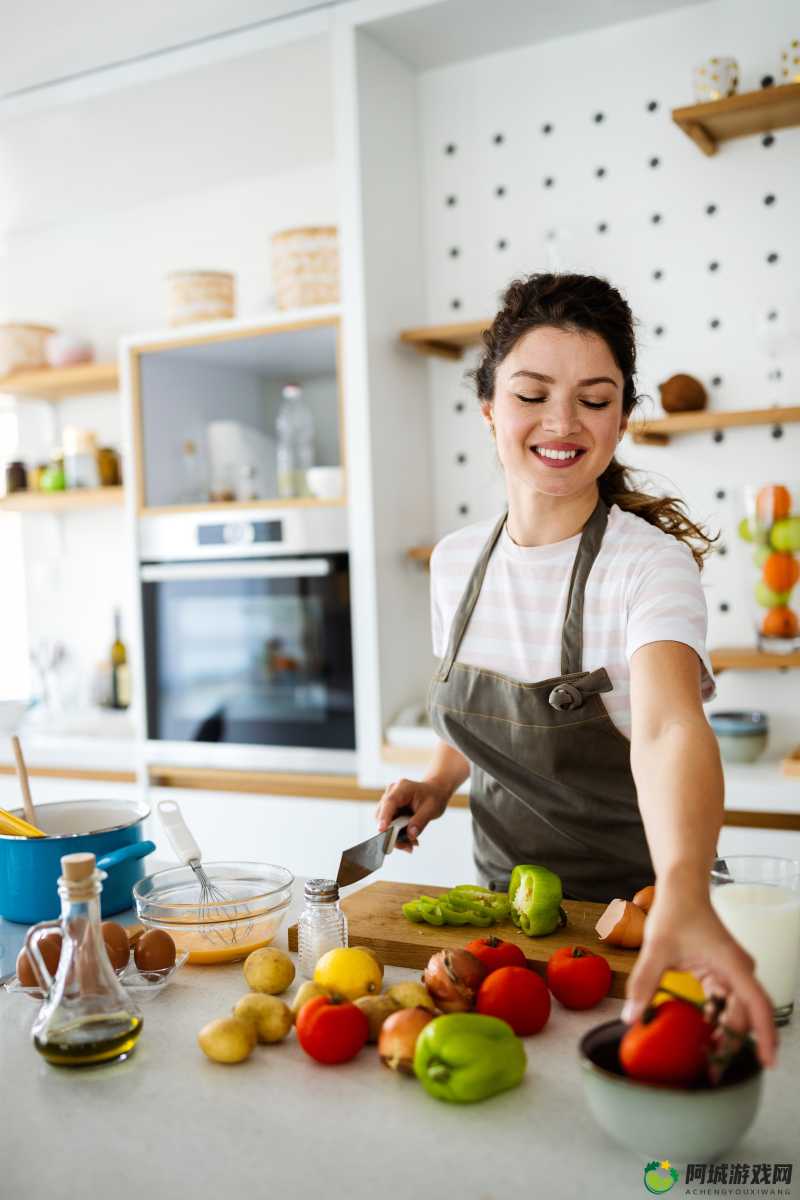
left=157, top=800, right=250, bottom=944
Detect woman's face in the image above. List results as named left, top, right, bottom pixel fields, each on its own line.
left=481, top=325, right=628, bottom=500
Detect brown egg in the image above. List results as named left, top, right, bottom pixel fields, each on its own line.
left=101, top=921, right=131, bottom=972
left=16, top=931, right=63, bottom=994
left=134, top=929, right=176, bottom=980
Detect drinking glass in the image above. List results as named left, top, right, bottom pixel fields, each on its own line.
left=710, top=856, right=800, bottom=1025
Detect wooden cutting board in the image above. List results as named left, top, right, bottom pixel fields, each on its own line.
left=288, top=880, right=639, bottom=998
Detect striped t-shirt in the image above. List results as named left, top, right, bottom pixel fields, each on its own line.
left=430, top=504, right=716, bottom=739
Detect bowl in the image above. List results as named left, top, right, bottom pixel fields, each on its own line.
left=709, top=711, right=769, bottom=763
left=305, top=466, right=344, bottom=500
left=133, top=861, right=293, bottom=964
left=0, top=700, right=27, bottom=733
left=579, top=1019, right=763, bottom=1163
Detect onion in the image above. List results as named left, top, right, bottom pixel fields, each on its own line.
left=422, top=948, right=487, bottom=1012
left=378, top=1007, right=433, bottom=1073
left=632, top=885, right=655, bottom=914
left=595, top=899, right=646, bottom=948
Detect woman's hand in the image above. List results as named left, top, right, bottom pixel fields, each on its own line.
left=621, top=887, right=778, bottom=1069
left=375, top=778, right=450, bottom=852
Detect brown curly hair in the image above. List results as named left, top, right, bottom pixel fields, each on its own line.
left=469, top=272, right=717, bottom=569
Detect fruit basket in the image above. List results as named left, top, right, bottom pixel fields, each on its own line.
left=737, top=484, right=800, bottom=652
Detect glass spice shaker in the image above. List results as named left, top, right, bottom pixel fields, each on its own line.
left=297, top=878, right=348, bottom=978
left=26, top=852, right=142, bottom=1067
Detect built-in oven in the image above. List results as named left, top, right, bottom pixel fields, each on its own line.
left=139, top=507, right=355, bottom=767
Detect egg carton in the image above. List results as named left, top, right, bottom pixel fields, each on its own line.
left=3, top=948, right=188, bottom=1003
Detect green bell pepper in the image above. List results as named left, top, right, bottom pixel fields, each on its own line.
left=414, top=1013, right=526, bottom=1103
left=508, top=864, right=567, bottom=936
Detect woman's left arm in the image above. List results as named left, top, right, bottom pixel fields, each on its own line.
left=625, top=639, right=777, bottom=1067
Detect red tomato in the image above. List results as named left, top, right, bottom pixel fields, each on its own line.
left=465, top=936, right=527, bottom=975
left=546, top=945, right=612, bottom=1010
left=476, top=965, right=550, bottom=1036
left=619, top=998, right=712, bottom=1087
left=295, top=995, right=369, bottom=1064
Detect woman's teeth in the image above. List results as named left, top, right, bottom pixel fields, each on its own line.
left=534, top=447, right=582, bottom=460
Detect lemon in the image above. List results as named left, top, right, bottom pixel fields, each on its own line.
left=314, top=947, right=382, bottom=1001
left=652, top=969, right=705, bottom=1007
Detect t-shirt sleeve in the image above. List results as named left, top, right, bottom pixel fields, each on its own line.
left=625, top=540, right=717, bottom=702
left=429, top=543, right=446, bottom=658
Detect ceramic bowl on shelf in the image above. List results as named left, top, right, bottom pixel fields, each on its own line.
left=709, top=711, right=769, bottom=763
left=305, top=466, right=344, bottom=500
left=579, top=1019, right=763, bottom=1163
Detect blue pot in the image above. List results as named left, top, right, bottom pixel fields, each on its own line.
left=0, top=798, right=155, bottom=924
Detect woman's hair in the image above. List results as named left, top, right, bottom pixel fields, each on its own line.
left=469, top=272, right=717, bottom=569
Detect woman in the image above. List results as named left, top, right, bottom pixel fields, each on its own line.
left=377, top=273, right=777, bottom=1067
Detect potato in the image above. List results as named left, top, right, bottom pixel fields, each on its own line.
left=354, top=993, right=399, bottom=1042
left=243, top=947, right=295, bottom=995
left=234, top=993, right=292, bottom=1044
left=290, top=980, right=330, bottom=1022
left=386, top=981, right=437, bottom=1012
left=197, top=1017, right=256, bottom=1064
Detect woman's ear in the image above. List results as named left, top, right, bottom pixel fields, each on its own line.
left=480, top=400, right=494, bottom=429
left=618, top=412, right=629, bottom=441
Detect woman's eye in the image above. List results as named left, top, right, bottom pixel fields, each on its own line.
left=580, top=399, right=611, bottom=409
left=515, top=394, right=546, bottom=403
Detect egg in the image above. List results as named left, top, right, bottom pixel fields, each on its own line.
left=101, top=921, right=131, bottom=972
left=134, top=929, right=176, bottom=980
left=16, top=931, right=62, bottom=994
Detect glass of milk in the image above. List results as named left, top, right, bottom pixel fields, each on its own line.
left=710, top=856, right=800, bottom=1024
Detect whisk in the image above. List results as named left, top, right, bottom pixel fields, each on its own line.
left=157, top=800, right=250, bottom=945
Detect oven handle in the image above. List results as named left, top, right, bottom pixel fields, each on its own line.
left=140, top=559, right=332, bottom=582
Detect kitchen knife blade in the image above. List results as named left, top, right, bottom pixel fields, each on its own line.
left=336, top=810, right=412, bottom=887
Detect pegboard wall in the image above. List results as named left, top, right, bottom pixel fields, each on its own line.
left=400, top=0, right=800, bottom=742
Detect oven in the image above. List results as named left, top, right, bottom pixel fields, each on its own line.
left=139, top=508, right=355, bottom=761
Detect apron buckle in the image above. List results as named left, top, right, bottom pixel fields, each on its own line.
left=548, top=682, right=584, bottom=711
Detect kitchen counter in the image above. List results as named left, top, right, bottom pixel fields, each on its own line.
left=1, top=883, right=798, bottom=1200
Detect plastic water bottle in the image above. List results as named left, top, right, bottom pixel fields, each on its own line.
left=276, top=383, right=315, bottom=498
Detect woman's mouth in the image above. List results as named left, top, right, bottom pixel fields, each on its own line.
left=531, top=444, right=588, bottom=469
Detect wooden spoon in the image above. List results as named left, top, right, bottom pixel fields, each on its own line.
left=11, top=736, right=37, bottom=828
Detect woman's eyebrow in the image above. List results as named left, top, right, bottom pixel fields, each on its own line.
left=510, top=369, right=619, bottom=389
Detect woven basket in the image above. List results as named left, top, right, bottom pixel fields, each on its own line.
left=0, top=323, right=56, bottom=376
left=271, top=226, right=339, bottom=311
left=167, top=271, right=235, bottom=327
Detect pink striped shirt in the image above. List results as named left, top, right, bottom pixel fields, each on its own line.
left=430, top=504, right=716, bottom=739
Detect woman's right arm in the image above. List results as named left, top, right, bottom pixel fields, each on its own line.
left=375, top=739, right=471, bottom=851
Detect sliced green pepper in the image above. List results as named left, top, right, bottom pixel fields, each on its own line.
left=401, top=886, right=509, bottom=928
left=414, top=1013, right=526, bottom=1103
left=508, top=864, right=567, bottom=936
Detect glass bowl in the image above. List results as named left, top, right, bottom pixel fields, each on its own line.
left=737, top=483, right=800, bottom=652
left=133, top=862, right=294, bottom=964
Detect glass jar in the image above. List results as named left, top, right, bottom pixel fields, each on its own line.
left=5, top=460, right=27, bottom=493
left=62, top=427, right=99, bottom=489
left=26, top=852, right=142, bottom=1067
left=737, top=483, right=800, bottom=652
left=297, top=878, right=348, bottom=979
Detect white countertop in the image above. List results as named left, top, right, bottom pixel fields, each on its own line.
left=1, top=881, right=799, bottom=1200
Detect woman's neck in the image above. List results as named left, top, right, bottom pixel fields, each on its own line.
left=505, top=484, right=600, bottom=547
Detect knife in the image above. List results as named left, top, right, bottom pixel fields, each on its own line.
left=336, top=808, right=413, bottom=887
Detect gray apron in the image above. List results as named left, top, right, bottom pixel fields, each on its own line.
left=428, top=498, right=656, bottom=904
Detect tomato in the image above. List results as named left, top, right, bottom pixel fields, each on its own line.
left=465, top=936, right=527, bottom=975
left=295, top=994, right=369, bottom=1064
left=475, top=965, right=550, bottom=1036
left=619, top=998, right=712, bottom=1087
left=545, top=945, right=612, bottom=1010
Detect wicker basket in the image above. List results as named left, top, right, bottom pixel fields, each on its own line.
left=271, top=226, right=339, bottom=311
left=167, top=271, right=236, bottom=327
left=0, top=323, right=56, bottom=377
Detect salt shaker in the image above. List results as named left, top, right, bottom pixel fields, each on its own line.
left=297, top=878, right=348, bottom=978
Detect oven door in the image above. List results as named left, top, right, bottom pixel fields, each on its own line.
left=141, top=554, right=354, bottom=749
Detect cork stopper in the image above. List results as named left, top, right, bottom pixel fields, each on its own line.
left=61, top=852, right=96, bottom=881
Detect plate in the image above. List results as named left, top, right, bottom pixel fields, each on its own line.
left=3, top=948, right=188, bottom=1002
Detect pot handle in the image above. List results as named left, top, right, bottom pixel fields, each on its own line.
left=24, top=919, right=62, bottom=993
left=97, top=840, right=156, bottom=872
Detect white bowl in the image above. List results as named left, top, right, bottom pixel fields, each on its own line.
left=306, top=466, right=344, bottom=500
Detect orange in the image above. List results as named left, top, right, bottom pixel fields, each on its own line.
left=761, top=607, right=799, bottom=638
left=756, top=484, right=791, bottom=524
left=762, top=553, right=799, bottom=593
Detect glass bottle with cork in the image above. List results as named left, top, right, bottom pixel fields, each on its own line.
left=110, top=609, right=130, bottom=710
left=297, top=878, right=348, bottom=978
left=26, top=852, right=143, bottom=1067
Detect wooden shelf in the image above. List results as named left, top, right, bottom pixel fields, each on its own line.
left=672, top=82, right=800, bottom=156
left=710, top=647, right=800, bottom=673
left=147, top=766, right=383, bottom=802
left=630, top=405, right=800, bottom=445
left=0, top=486, right=124, bottom=513
left=400, top=320, right=487, bottom=360
left=0, top=361, right=119, bottom=400
left=141, top=496, right=346, bottom=516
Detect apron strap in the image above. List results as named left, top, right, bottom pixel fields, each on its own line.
left=560, top=498, right=609, bottom=675
left=438, top=511, right=507, bottom=682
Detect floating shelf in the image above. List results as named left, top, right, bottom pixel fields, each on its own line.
left=630, top=406, right=800, bottom=445
left=141, top=496, right=346, bottom=516
left=672, top=82, right=800, bottom=156
left=0, top=487, right=124, bottom=513
left=399, top=320, right=487, bottom=360
left=709, top=647, right=800, bottom=673
left=0, top=361, right=119, bottom=400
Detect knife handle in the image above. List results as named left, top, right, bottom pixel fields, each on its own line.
left=385, top=811, right=412, bottom=854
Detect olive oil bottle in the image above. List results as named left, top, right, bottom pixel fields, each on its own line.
left=110, top=609, right=130, bottom=710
